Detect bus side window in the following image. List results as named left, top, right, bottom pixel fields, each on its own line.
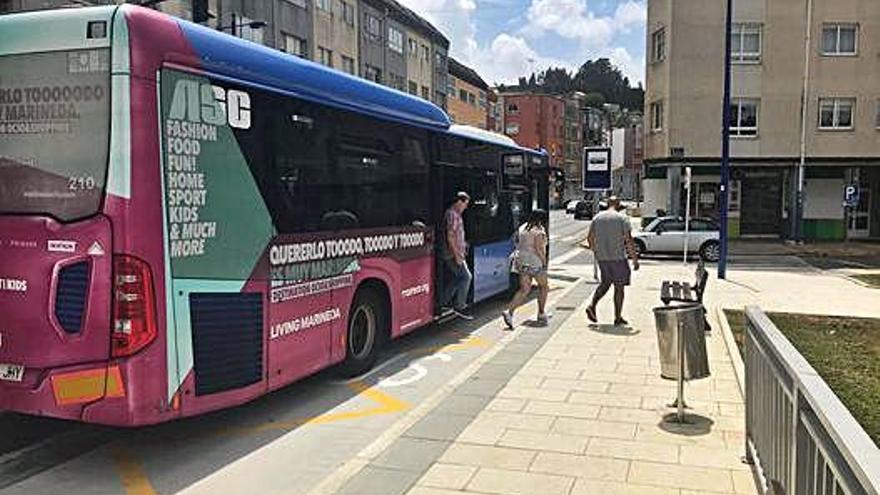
left=333, top=114, right=430, bottom=230
left=272, top=98, right=334, bottom=233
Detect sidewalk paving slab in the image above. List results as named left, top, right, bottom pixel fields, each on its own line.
left=330, top=268, right=768, bottom=495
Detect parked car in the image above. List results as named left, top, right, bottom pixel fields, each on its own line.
left=565, top=200, right=581, bottom=214
left=573, top=200, right=593, bottom=220
left=633, top=216, right=721, bottom=262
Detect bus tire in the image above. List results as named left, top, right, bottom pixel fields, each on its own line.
left=340, top=288, right=385, bottom=377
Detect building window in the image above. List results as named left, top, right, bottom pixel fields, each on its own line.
left=435, top=52, right=446, bottom=69
left=819, top=98, right=855, bottom=129
left=237, top=16, right=263, bottom=43
left=286, top=0, right=307, bottom=8
left=478, top=92, right=486, bottom=109
left=408, top=39, right=418, bottom=56
left=342, top=1, right=355, bottom=26
left=650, top=101, right=663, bottom=131
left=408, top=80, right=418, bottom=95
left=730, top=99, right=758, bottom=137
left=421, top=86, right=430, bottom=99
left=458, top=89, right=468, bottom=102
left=732, top=23, right=762, bottom=63
left=283, top=34, right=308, bottom=58
left=729, top=181, right=741, bottom=213
left=506, top=123, right=520, bottom=135
left=388, top=27, right=404, bottom=54
left=364, top=64, right=381, bottom=83
left=507, top=103, right=519, bottom=114
left=876, top=99, right=880, bottom=129
left=315, top=0, right=330, bottom=11
left=317, top=46, right=333, bottom=67
left=365, top=14, right=381, bottom=39
left=652, top=28, right=666, bottom=63
left=341, top=55, right=355, bottom=74
left=421, top=45, right=430, bottom=61
left=389, top=73, right=406, bottom=91
left=467, top=93, right=476, bottom=106
left=822, top=24, right=857, bottom=56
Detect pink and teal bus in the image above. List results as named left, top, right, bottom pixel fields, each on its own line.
left=0, top=5, right=549, bottom=426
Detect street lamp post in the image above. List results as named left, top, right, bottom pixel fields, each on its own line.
left=718, top=0, right=733, bottom=280
left=216, top=14, right=266, bottom=37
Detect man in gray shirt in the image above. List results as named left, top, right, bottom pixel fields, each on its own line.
left=585, top=197, right=639, bottom=325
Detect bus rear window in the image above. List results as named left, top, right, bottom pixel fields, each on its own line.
left=0, top=49, right=110, bottom=222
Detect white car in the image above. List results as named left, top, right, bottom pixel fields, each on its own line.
left=633, top=217, right=721, bottom=262
left=565, top=200, right=581, bottom=214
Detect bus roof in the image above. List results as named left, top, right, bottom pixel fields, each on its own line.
left=447, top=125, right=547, bottom=156
left=153, top=7, right=451, bottom=131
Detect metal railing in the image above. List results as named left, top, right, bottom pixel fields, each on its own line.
left=744, top=306, right=880, bottom=495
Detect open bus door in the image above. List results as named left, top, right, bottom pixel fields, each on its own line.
left=528, top=154, right=552, bottom=213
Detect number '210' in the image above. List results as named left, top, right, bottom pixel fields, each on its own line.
left=68, top=176, right=96, bottom=191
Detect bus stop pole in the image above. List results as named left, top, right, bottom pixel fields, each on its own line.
left=718, top=0, right=733, bottom=280
left=683, top=166, right=692, bottom=265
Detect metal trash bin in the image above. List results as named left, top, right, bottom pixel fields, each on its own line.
left=653, top=303, right=710, bottom=381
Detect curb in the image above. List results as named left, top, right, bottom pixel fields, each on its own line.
left=303, top=278, right=587, bottom=495
left=713, top=304, right=746, bottom=398
left=843, top=274, right=878, bottom=289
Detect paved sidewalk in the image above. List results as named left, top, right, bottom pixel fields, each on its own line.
left=329, top=269, right=759, bottom=495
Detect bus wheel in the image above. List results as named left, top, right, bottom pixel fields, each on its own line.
left=341, top=289, right=384, bottom=377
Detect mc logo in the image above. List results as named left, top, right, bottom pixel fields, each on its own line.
left=168, top=78, right=251, bottom=129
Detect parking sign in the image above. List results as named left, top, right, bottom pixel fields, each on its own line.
left=844, top=184, right=860, bottom=208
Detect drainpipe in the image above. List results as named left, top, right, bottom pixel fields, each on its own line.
left=795, top=0, right=814, bottom=243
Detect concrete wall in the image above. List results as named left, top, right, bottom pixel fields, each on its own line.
left=432, top=45, right=448, bottom=109
left=358, top=1, right=384, bottom=82
left=384, top=17, right=407, bottom=91
left=611, top=128, right=626, bottom=170
left=405, top=29, right=432, bottom=99
left=502, top=94, right=565, bottom=166
left=807, top=1, right=880, bottom=158
left=313, top=0, right=358, bottom=72
left=644, top=0, right=672, bottom=160
left=447, top=77, right=487, bottom=128
left=647, top=0, right=880, bottom=162
left=643, top=179, right=669, bottom=218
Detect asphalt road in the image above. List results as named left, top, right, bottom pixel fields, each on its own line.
left=0, top=210, right=592, bottom=495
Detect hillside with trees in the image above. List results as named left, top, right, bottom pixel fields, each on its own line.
left=497, top=58, right=644, bottom=112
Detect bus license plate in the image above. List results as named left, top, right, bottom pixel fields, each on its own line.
left=0, top=364, right=24, bottom=382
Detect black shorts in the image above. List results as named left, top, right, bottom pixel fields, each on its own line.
left=598, top=260, right=631, bottom=286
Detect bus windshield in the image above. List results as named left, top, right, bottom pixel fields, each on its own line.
left=0, top=49, right=110, bottom=221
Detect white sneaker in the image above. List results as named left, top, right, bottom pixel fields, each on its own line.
left=452, top=308, right=474, bottom=320
left=501, top=310, right=514, bottom=330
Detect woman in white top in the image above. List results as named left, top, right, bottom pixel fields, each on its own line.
left=502, top=209, right=549, bottom=329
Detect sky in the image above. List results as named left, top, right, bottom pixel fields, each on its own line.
left=395, top=0, right=647, bottom=87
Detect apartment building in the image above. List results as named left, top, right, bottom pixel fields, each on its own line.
left=562, top=93, right=587, bottom=200
left=312, top=0, right=358, bottom=75
left=611, top=122, right=644, bottom=201
left=447, top=58, right=489, bottom=129
left=405, top=28, right=433, bottom=100
left=645, top=0, right=880, bottom=240
left=1, top=0, right=447, bottom=107
left=487, top=90, right=502, bottom=133
left=500, top=92, right=565, bottom=167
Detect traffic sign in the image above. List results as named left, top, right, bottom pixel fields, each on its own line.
left=582, top=147, right=611, bottom=191
left=844, top=184, right=860, bottom=208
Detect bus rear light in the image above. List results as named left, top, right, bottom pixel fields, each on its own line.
left=112, top=255, right=157, bottom=358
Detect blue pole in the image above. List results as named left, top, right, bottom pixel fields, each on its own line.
left=718, top=0, right=733, bottom=279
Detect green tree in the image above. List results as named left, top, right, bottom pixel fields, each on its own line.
left=515, top=58, right=644, bottom=111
